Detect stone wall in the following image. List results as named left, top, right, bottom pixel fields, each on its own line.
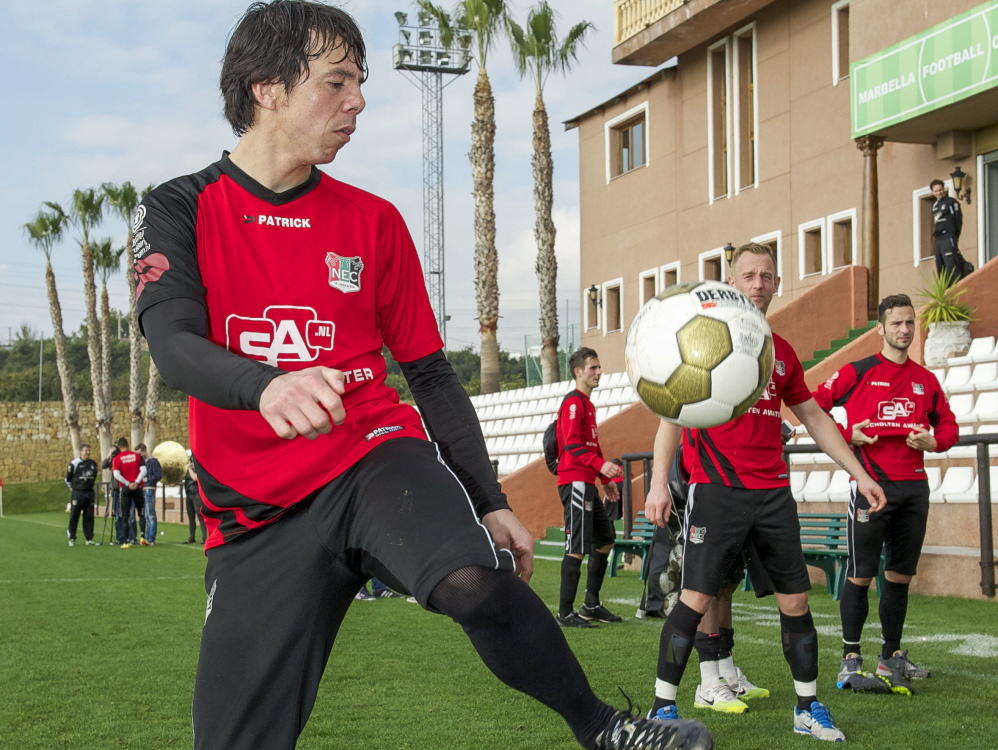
left=0, top=401, right=189, bottom=483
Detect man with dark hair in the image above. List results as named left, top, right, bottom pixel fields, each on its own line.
left=644, top=242, right=886, bottom=741
left=814, top=293, right=957, bottom=694
left=137, top=444, right=161, bottom=546
left=111, top=438, right=146, bottom=549
left=555, top=347, right=623, bottom=628
left=929, top=179, right=968, bottom=279
left=65, top=444, right=100, bottom=547
left=130, top=3, right=711, bottom=749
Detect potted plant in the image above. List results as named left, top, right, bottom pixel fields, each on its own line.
left=918, top=269, right=974, bottom=367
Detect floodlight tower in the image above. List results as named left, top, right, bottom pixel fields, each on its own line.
left=393, top=9, right=472, bottom=348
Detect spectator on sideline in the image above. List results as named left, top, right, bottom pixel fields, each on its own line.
left=138, top=444, right=162, bottom=546
left=183, top=458, right=206, bottom=546
left=111, top=439, right=146, bottom=549
left=929, top=179, right=971, bottom=281
left=65, top=444, right=100, bottom=547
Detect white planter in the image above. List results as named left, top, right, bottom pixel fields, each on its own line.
left=923, top=321, right=972, bottom=367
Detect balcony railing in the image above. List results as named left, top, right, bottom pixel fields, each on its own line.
left=614, top=0, right=687, bottom=45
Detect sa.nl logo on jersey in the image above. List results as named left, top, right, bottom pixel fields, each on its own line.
left=225, top=306, right=334, bottom=365
left=877, top=397, right=915, bottom=420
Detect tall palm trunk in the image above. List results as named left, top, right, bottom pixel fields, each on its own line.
left=472, top=68, right=500, bottom=393
left=99, top=283, right=114, bottom=443
left=143, top=358, right=161, bottom=449
left=532, top=92, right=559, bottom=383
left=44, top=262, right=81, bottom=453
left=82, top=241, right=111, bottom=462
left=126, top=236, right=144, bottom=447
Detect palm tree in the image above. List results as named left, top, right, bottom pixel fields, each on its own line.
left=103, top=181, right=148, bottom=447
left=23, top=206, right=81, bottom=453
left=144, top=356, right=162, bottom=449
left=507, top=3, right=593, bottom=383
left=93, top=239, right=124, bottom=430
left=420, top=0, right=506, bottom=393
left=65, top=188, right=109, bottom=460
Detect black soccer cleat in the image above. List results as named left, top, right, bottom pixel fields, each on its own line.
left=579, top=603, right=623, bottom=623
left=557, top=612, right=599, bottom=629
left=595, top=710, right=713, bottom=750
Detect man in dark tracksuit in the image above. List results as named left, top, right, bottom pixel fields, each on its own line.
left=929, top=179, right=967, bottom=279
left=66, top=444, right=100, bottom=546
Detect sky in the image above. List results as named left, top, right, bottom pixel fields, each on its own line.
left=0, top=0, right=660, bottom=355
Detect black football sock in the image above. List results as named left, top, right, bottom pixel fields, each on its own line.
left=584, top=550, right=609, bottom=608
left=780, top=610, right=818, bottom=709
left=879, top=579, right=910, bottom=659
left=429, top=565, right=616, bottom=750
left=559, top=556, right=583, bottom=617
left=652, top=600, right=703, bottom=711
left=839, top=580, right=870, bottom=657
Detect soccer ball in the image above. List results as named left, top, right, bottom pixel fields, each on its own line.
left=625, top=280, right=774, bottom=428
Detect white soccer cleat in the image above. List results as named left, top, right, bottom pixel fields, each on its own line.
left=693, top=682, right=749, bottom=714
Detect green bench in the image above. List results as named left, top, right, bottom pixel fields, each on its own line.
left=798, top=512, right=886, bottom=600
left=608, top=512, right=657, bottom=580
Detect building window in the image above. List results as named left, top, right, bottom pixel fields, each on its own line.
left=604, top=280, right=623, bottom=332
left=708, top=39, right=730, bottom=201
left=639, top=268, right=659, bottom=305
left=750, top=230, right=783, bottom=295
left=827, top=209, right=856, bottom=270
left=660, top=261, right=680, bottom=289
left=699, top=249, right=724, bottom=282
left=734, top=25, right=757, bottom=191
left=605, top=103, right=649, bottom=181
left=831, top=1, right=850, bottom=85
left=798, top=219, right=825, bottom=277
left=912, top=184, right=946, bottom=266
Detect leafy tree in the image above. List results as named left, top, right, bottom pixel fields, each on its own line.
left=23, top=206, right=81, bottom=451
left=507, top=2, right=593, bottom=383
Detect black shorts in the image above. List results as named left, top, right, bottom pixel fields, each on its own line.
left=192, top=438, right=514, bottom=749
left=847, top=478, right=929, bottom=578
left=680, top=483, right=810, bottom=596
left=558, top=481, right=616, bottom=555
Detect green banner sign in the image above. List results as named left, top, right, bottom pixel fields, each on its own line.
left=851, top=1, right=998, bottom=137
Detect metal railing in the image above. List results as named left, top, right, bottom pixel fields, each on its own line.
left=614, top=0, right=687, bottom=45
left=620, top=432, right=997, bottom=596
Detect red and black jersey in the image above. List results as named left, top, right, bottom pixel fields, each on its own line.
left=813, top=354, right=957, bottom=481
left=111, top=450, right=144, bottom=487
left=134, top=153, right=442, bottom=549
left=556, top=389, right=606, bottom=485
left=685, top=333, right=811, bottom=489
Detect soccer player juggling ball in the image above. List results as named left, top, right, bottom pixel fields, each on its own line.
left=131, top=2, right=712, bottom=749
left=643, top=243, right=887, bottom=742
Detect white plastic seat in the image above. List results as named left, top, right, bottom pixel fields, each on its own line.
left=929, top=368, right=947, bottom=386
left=592, top=388, right=612, bottom=406
left=790, top=471, right=807, bottom=499
left=826, top=470, right=853, bottom=502
left=948, top=336, right=996, bottom=366
left=972, top=391, right=998, bottom=423
left=971, top=361, right=998, bottom=392
left=789, top=436, right=816, bottom=465
left=596, top=406, right=610, bottom=422
left=939, top=466, right=976, bottom=502
left=801, top=470, right=831, bottom=501
left=924, top=466, right=943, bottom=502
left=943, top=365, right=973, bottom=394
left=949, top=393, right=975, bottom=423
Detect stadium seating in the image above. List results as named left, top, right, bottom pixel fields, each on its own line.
left=471, top=374, right=637, bottom=477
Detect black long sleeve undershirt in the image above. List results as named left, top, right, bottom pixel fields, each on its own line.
left=141, top=297, right=508, bottom=517
left=400, top=352, right=510, bottom=518
left=141, top=297, right=283, bottom=410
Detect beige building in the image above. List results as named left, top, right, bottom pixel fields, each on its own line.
left=569, top=0, right=998, bottom=370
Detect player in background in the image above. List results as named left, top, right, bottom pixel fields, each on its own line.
left=813, top=294, right=957, bottom=693
left=111, top=439, right=146, bottom=549
left=65, top=444, right=100, bottom=546
left=644, top=243, right=886, bottom=741
left=132, top=3, right=712, bottom=749
left=555, top=347, right=623, bottom=628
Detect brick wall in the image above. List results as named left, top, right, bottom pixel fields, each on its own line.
left=0, top=401, right=188, bottom=484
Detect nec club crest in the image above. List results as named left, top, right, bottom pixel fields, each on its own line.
left=325, top=252, right=364, bottom=293
left=225, top=305, right=334, bottom=365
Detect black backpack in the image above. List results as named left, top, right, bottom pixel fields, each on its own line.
left=543, top=420, right=559, bottom=475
